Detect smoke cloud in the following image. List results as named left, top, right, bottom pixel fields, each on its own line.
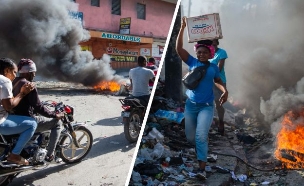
left=260, top=77, right=304, bottom=123
left=0, top=0, right=122, bottom=86
left=181, top=0, right=304, bottom=120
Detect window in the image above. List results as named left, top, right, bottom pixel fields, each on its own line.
left=112, top=0, right=121, bottom=15
left=91, top=0, right=100, bottom=7
left=137, top=3, right=146, bottom=20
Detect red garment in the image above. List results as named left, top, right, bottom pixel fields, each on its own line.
left=145, top=64, right=158, bottom=86
left=146, top=63, right=158, bottom=76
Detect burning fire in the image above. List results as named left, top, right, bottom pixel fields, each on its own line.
left=275, top=109, right=304, bottom=169
left=93, top=81, right=121, bottom=92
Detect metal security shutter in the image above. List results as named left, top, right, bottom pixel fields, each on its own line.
left=91, top=0, right=100, bottom=7
left=137, top=3, right=146, bottom=20
left=112, top=0, right=121, bottom=15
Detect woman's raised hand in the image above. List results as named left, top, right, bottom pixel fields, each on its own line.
left=181, top=16, right=187, bottom=29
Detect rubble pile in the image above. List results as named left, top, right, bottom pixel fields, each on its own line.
left=129, top=99, right=304, bottom=186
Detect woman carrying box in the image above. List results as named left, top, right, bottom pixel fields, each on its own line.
left=175, top=17, right=228, bottom=180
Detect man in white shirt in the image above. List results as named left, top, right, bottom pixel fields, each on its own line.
left=129, top=56, right=155, bottom=104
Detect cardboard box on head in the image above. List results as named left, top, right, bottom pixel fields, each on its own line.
left=186, top=13, right=223, bottom=43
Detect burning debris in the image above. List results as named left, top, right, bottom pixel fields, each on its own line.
left=93, top=81, right=122, bottom=92
left=259, top=76, right=304, bottom=169
left=0, top=0, right=123, bottom=86
left=274, top=108, right=304, bottom=169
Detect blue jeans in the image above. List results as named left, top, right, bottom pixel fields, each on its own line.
left=184, top=99, right=214, bottom=162
left=0, top=115, right=37, bottom=154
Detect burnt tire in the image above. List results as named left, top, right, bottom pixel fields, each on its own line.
left=59, top=126, right=93, bottom=164
left=124, top=110, right=142, bottom=143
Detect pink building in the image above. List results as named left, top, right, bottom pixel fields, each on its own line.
left=76, top=0, right=177, bottom=69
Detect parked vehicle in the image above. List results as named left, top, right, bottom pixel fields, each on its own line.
left=119, top=97, right=146, bottom=143
left=119, top=81, right=168, bottom=143
left=0, top=101, right=93, bottom=186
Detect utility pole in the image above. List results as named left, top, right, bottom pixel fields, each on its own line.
left=164, top=5, right=182, bottom=104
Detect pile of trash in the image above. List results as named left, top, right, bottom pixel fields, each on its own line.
left=128, top=98, right=297, bottom=186
left=128, top=99, right=245, bottom=185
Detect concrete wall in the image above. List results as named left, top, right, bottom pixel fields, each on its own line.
left=77, top=0, right=176, bottom=39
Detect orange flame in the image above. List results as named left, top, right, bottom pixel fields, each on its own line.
left=275, top=109, right=304, bottom=169
left=93, top=81, right=121, bottom=92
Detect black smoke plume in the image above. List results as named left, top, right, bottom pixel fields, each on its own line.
left=0, top=0, right=122, bottom=86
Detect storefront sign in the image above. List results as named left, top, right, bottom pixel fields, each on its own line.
left=158, top=45, right=164, bottom=55
left=120, top=17, right=131, bottom=35
left=120, top=17, right=131, bottom=25
left=111, top=55, right=137, bottom=62
left=140, top=48, right=151, bottom=56
left=153, top=57, right=161, bottom=67
left=101, top=32, right=141, bottom=42
left=106, top=47, right=139, bottom=56
left=81, top=46, right=90, bottom=51
left=69, top=11, right=83, bottom=26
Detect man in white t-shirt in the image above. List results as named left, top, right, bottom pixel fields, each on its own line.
left=129, top=56, right=155, bottom=104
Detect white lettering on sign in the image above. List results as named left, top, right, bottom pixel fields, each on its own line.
left=106, top=47, right=139, bottom=56
left=101, top=32, right=141, bottom=42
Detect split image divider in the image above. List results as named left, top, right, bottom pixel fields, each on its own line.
left=124, top=0, right=182, bottom=185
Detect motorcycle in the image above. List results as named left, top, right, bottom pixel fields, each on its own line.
left=119, top=81, right=168, bottom=143
left=119, top=97, right=147, bottom=143
left=0, top=101, right=93, bottom=186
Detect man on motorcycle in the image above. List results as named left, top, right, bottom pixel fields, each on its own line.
left=129, top=56, right=155, bottom=104
left=12, top=59, right=64, bottom=162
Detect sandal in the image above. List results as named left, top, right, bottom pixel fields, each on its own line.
left=195, top=169, right=207, bottom=180
left=7, top=153, right=29, bottom=166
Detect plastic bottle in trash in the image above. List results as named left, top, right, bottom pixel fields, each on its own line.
left=152, top=128, right=164, bottom=142
left=151, top=142, right=164, bottom=159
left=148, top=127, right=164, bottom=142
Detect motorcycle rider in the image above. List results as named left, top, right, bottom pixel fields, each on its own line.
left=129, top=56, right=155, bottom=104
left=12, top=59, right=64, bottom=162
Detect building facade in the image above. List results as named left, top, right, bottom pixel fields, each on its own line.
left=75, top=0, right=176, bottom=70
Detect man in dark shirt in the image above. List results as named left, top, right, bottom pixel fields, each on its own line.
left=12, top=59, right=64, bottom=162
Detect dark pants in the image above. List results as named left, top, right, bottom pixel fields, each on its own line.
left=213, top=83, right=226, bottom=123
left=34, top=116, right=62, bottom=156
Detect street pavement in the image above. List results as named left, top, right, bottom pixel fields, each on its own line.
left=6, top=81, right=136, bottom=186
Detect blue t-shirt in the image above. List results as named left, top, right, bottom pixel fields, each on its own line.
left=209, top=48, right=228, bottom=83
left=185, top=55, right=220, bottom=103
